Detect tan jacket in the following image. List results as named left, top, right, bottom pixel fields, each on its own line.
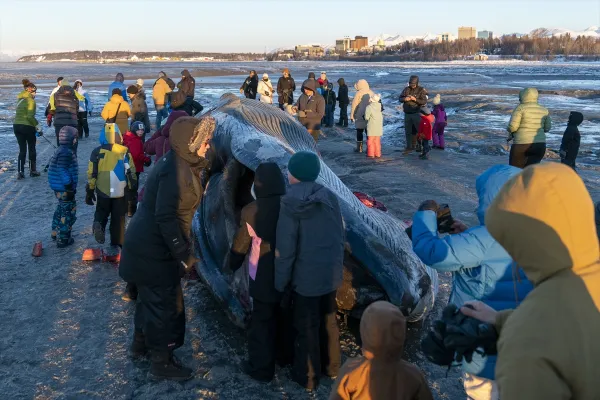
left=350, top=79, right=375, bottom=130
left=487, top=163, right=600, bottom=400
left=330, top=302, right=433, bottom=400
left=101, top=94, right=131, bottom=136
left=152, top=78, right=173, bottom=106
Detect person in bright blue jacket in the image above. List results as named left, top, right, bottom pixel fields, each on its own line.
left=48, top=126, right=79, bottom=248
left=108, top=73, right=128, bottom=103
left=411, top=164, right=533, bottom=400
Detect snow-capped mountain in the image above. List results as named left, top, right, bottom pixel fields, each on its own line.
left=531, top=26, right=600, bottom=38
left=368, top=33, right=438, bottom=47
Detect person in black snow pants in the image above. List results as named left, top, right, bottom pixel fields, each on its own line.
left=323, top=83, right=337, bottom=128
left=277, top=68, right=296, bottom=110
left=240, top=70, right=259, bottom=99
left=399, top=75, right=428, bottom=154
left=119, top=116, right=215, bottom=381
left=51, top=80, right=80, bottom=148
left=13, top=79, right=42, bottom=179
left=336, top=78, right=349, bottom=127
left=560, top=111, right=584, bottom=171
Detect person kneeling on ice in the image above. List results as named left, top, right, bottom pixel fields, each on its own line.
left=365, top=93, right=383, bottom=158
left=411, top=165, right=533, bottom=400
left=226, top=163, right=294, bottom=382
left=417, top=106, right=434, bottom=160
left=85, top=124, right=137, bottom=248
left=48, top=126, right=79, bottom=248
left=559, top=111, right=583, bottom=171
left=329, top=301, right=433, bottom=400
left=431, top=94, right=447, bottom=150
left=275, top=151, right=344, bottom=390
left=123, top=121, right=151, bottom=217
left=460, top=163, right=600, bottom=400
left=119, top=116, right=215, bottom=381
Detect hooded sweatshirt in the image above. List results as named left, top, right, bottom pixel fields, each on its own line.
left=108, top=73, right=128, bottom=102
left=412, top=165, right=533, bottom=380
left=48, top=126, right=78, bottom=192
left=486, top=163, right=600, bottom=400
left=229, top=162, right=287, bottom=303
left=559, top=111, right=583, bottom=161
left=399, top=76, right=428, bottom=114
left=350, top=80, right=375, bottom=130
left=178, top=69, right=196, bottom=98
left=144, top=110, right=187, bottom=159
left=330, top=301, right=433, bottom=400
left=275, top=181, right=344, bottom=297
left=14, top=90, right=38, bottom=127
left=295, top=79, right=325, bottom=131
left=507, top=88, right=552, bottom=144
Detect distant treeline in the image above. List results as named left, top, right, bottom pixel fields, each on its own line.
left=17, top=50, right=265, bottom=62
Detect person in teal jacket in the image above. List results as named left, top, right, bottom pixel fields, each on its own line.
left=411, top=164, right=534, bottom=400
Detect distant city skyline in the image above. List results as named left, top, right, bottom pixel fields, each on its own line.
left=1, top=0, right=599, bottom=57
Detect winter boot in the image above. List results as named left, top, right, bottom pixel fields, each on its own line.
left=130, top=330, right=147, bottom=359
left=29, top=160, right=40, bottom=177
left=57, top=237, right=75, bottom=248
left=93, top=221, right=106, bottom=244
left=336, top=120, right=343, bottom=127
left=354, top=141, right=363, bottom=153
left=17, top=158, right=25, bottom=179
left=17, top=172, right=25, bottom=180
left=150, top=351, right=193, bottom=381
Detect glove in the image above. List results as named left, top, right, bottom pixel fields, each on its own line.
left=144, top=158, right=152, bottom=167
left=298, top=110, right=307, bottom=118
left=88, top=111, right=92, bottom=117
left=85, top=185, right=96, bottom=205
left=46, top=114, right=53, bottom=127
left=418, top=200, right=439, bottom=212
left=35, top=124, right=43, bottom=133
left=559, top=150, right=567, bottom=159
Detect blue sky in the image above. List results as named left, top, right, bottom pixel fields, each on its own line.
left=1, top=0, right=598, bottom=54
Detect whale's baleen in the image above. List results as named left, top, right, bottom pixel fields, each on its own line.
left=192, top=94, right=438, bottom=328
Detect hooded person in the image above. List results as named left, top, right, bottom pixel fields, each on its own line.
left=461, top=163, right=600, bottom=400
left=240, top=70, right=259, bottom=99
left=13, top=79, right=41, bottom=179
left=48, top=126, right=78, bottom=248
left=293, top=79, right=325, bottom=142
left=336, top=78, right=349, bottom=127
left=50, top=79, right=82, bottom=145
left=173, top=70, right=203, bottom=117
left=153, top=71, right=176, bottom=127
left=399, top=75, right=428, bottom=153
left=73, top=79, right=93, bottom=139
left=127, top=85, right=151, bottom=138
left=301, top=72, right=318, bottom=93
left=431, top=94, right=448, bottom=150
left=417, top=106, right=435, bottom=159
left=227, top=162, right=293, bottom=382
left=507, top=87, right=552, bottom=168
left=364, top=94, right=383, bottom=158
left=123, top=120, right=151, bottom=217
left=101, top=88, right=132, bottom=137
left=119, top=116, right=216, bottom=381
left=275, top=151, right=344, bottom=390
left=329, top=301, right=434, bottom=400
left=108, top=73, right=128, bottom=102
left=257, top=73, right=274, bottom=104
left=350, top=79, right=375, bottom=153
left=559, top=111, right=583, bottom=170
left=277, top=68, right=296, bottom=110
left=144, top=110, right=188, bottom=160
left=412, top=164, right=534, bottom=399
left=177, top=69, right=196, bottom=98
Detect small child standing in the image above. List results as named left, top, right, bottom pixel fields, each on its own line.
left=418, top=106, right=434, bottom=160
left=86, top=123, right=137, bottom=248
left=329, top=301, right=433, bottom=400
left=323, top=82, right=337, bottom=128
left=431, top=94, right=447, bottom=150
left=48, top=126, right=79, bottom=248
left=365, top=94, right=383, bottom=158
left=560, top=111, right=584, bottom=170
left=123, top=121, right=151, bottom=217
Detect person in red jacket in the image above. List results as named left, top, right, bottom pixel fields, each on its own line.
left=123, top=121, right=151, bottom=216
left=417, top=106, right=434, bottom=160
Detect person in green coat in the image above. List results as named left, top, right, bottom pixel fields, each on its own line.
left=507, top=88, right=551, bottom=168
left=14, top=79, right=42, bottom=179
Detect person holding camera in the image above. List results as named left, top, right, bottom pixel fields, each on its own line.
left=411, top=165, right=534, bottom=400
left=292, top=79, right=325, bottom=142
left=277, top=68, right=296, bottom=110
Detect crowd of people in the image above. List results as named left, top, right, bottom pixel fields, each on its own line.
left=10, top=67, right=598, bottom=398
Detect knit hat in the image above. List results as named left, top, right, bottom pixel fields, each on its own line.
left=288, top=151, right=321, bottom=182
left=126, top=85, right=139, bottom=95
left=136, top=78, right=144, bottom=87
left=432, top=94, right=441, bottom=106
left=370, top=93, right=381, bottom=103
left=130, top=121, right=145, bottom=132
left=263, top=73, right=269, bottom=79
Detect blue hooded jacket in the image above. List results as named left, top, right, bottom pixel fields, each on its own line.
left=48, top=126, right=78, bottom=192
left=412, top=165, right=533, bottom=379
left=107, top=73, right=128, bottom=103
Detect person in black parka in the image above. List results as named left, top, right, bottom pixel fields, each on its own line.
left=336, top=78, right=349, bottom=127
left=119, top=116, right=215, bottom=381
left=560, top=111, right=584, bottom=170
left=227, top=162, right=293, bottom=382
left=277, top=68, right=296, bottom=110
left=240, top=70, right=259, bottom=99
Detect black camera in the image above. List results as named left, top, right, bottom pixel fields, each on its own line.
left=405, top=204, right=455, bottom=240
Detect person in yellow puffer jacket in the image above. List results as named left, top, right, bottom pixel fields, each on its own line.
left=101, top=89, right=131, bottom=136
left=461, top=163, right=600, bottom=400
left=85, top=124, right=137, bottom=247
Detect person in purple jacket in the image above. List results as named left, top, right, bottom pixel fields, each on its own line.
left=431, top=94, right=448, bottom=150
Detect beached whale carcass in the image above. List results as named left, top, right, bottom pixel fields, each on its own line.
left=192, top=94, right=438, bottom=328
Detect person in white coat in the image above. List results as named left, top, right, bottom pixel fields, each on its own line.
left=257, top=73, right=274, bottom=104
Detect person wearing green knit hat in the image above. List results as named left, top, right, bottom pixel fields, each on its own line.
left=275, top=150, right=345, bottom=390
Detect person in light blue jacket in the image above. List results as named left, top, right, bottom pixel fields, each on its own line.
left=411, top=164, right=533, bottom=400
left=107, top=73, right=128, bottom=103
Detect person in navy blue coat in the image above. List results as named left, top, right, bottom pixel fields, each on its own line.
left=48, top=126, right=79, bottom=248
left=411, top=164, right=534, bottom=399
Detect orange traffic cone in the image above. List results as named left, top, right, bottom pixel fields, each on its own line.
left=82, top=248, right=103, bottom=261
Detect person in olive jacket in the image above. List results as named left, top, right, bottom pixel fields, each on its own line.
left=293, top=79, right=325, bottom=142
left=399, top=75, right=428, bottom=153
left=336, top=78, right=349, bottom=127
left=119, top=116, right=215, bottom=381
left=227, top=162, right=293, bottom=382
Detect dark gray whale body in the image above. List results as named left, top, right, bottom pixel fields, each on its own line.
left=192, top=94, right=438, bottom=328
